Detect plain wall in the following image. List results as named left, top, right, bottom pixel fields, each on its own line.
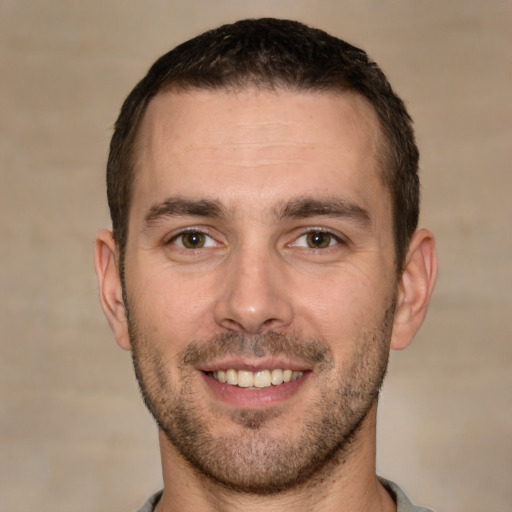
left=1, top=1, right=510, bottom=511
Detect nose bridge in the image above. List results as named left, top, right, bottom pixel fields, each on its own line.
left=214, top=239, right=292, bottom=334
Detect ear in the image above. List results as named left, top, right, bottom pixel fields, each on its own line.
left=94, top=230, right=132, bottom=350
left=391, top=229, right=437, bottom=351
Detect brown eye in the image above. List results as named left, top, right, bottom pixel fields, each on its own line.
left=180, top=232, right=206, bottom=248
left=306, top=231, right=332, bottom=249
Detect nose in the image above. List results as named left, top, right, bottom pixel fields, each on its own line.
left=213, top=247, right=293, bottom=334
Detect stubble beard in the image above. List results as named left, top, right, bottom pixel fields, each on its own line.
left=127, top=304, right=394, bottom=495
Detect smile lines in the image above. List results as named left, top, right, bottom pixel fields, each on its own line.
left=209, top=368, right=304, bottom=388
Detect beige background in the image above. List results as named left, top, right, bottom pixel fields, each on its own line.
left=1, top=1, right=510, bottom=511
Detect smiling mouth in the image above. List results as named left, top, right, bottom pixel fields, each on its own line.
left=207, top=369, right=305, bottom=389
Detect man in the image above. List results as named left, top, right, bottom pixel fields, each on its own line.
left=95, top=18, right=437, bottom=512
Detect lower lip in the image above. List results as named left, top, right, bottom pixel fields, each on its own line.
left=201, top=371, right=310, bottom=409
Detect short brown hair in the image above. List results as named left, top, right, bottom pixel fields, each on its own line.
left=107, top=18, right=419, bottom=273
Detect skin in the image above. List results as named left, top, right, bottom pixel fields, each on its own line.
left=95, top=88, right=437, bottom=512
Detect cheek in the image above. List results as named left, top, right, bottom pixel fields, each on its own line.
left=292, top=265, right=393, bottom=343
left=127, top=266, right=218, bottom=343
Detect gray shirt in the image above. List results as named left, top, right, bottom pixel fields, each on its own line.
left=134, top=478, right=434, bottom=511
left=380, top=478, right=434, bottom=512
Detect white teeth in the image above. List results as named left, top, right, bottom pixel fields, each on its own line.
left=237, top=370, right=253, bottom=388
left=271, top=369, right=284, bottom=385
left=211, top=369, right=303, bottom=388
left=226, top=369, right=237, bottom=385
left=253, top=370, right=271, bottom=388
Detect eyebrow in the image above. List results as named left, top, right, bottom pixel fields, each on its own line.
left=143, top=195, right=372, bottom=228
left=144, top=198, right=224, bottom=226
left=277, top=197, right=372, bottom=227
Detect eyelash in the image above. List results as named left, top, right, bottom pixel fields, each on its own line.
left=166, top=228, right=217, bottom=249
left=166, top=227, right=345, bottom=251
left=290, top=229, right=345, bottom=250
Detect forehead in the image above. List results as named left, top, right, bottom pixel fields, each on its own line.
left=132, top=88, right=387, bottom=217
left=138, top=87, right=381, bottom=153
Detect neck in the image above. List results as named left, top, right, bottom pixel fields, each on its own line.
left=155, top=402, right=395, bottom=512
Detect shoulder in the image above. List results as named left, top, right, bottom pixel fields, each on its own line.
left=133, top=490, right=163, bottom=512
left=135, top=482, right=432, bottom=512
left=378, top=477, right=435, bottom=512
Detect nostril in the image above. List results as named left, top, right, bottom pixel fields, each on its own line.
left=221, top=317, right=277, bottom=335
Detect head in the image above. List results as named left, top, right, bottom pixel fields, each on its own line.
left=107, top=18, right=419, bottom=276
left=96, top=18, right=436, bottom=496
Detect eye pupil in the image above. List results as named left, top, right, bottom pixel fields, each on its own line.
left=307, top=231, right=330, bottom=248
left=182, top=232, right=205, bottom=248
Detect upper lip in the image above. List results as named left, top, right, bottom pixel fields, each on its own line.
left=197, top=356, right=313, bottom=373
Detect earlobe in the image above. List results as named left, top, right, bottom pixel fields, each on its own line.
left=391, top=229, right=437, bottom=351
left=94, top=230, right=132, bottom=351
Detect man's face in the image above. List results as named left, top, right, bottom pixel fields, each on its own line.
left=122, top=89, right=398, bottom=492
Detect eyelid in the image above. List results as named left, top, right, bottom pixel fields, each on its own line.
left=165, top=227, right=219, bottom=248
left=288, top=227, right=347, bottom=248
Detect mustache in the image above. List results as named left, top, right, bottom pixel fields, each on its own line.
left=179, top=331, right=333, bottom=369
